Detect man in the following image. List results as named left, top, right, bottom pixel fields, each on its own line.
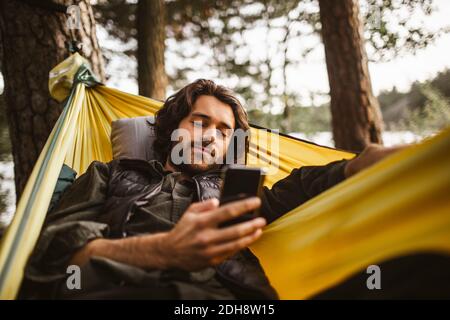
left=22, top=79, right=401, bottom=299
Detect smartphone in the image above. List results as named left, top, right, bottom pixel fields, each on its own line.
left=218, top=165, right=265, bottom=228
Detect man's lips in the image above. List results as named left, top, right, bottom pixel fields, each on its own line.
left=193, top=146, right=208, bottom=153
left=192, top=145, right=215, bottom=156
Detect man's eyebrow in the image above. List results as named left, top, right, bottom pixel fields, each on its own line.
left=190, top=112, right=233, bottom=130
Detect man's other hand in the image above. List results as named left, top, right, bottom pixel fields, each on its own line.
left=344, top=143, right=407, bottom=178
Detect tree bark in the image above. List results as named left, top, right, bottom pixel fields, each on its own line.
left=0, top=0, right=105, bottom=199
left=137, top=0, right=167, bottom=100
left=319, top=0, right=384, bottom=151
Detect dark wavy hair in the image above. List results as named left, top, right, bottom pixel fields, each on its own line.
left=153, top=79, right=250, bottom=164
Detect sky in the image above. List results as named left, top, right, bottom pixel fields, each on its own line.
left=98, top=0, right=450, bottom=110
left=1, top=0, right=449, bottom=104
left=369, top=7, right=450, bottom=94
left=286, top=0, right=450, bottom=100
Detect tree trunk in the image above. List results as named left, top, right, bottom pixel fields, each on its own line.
left=0, top=0, right=105, bottom=199
left=319, top=0, right=383, bottom=151
left=137, top=0, right=167, bottom=100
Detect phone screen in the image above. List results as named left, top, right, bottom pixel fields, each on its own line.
left=218, top=165, right=265, bottom=228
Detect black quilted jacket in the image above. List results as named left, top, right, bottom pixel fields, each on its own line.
left=22, top=158, right=347, bottom=299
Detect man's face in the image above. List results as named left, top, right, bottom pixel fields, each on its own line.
left=168, top=95, right=235, bottom=175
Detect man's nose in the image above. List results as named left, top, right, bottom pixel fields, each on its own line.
left=202, top=130, right=216, bottom=145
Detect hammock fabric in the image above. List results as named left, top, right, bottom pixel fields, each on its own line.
left=0, top=53, right=449, bottom=299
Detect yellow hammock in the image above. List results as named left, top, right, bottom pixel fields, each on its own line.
left=0, top=53, right=449, bottom=299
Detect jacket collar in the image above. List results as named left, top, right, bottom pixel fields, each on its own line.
left=115, top=157, right=219, bottom=176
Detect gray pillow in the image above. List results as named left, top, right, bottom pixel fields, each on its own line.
left=111, top=116, right=159, bottom=161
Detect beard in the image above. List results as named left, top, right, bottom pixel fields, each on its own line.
left=171, top=160, right=223, bottom=176
left=168, top=140, right=224, bottom=175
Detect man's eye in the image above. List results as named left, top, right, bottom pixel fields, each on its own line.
left=217, top=129, right=228, bottom=138
left=192, top=121, right=204, bottom=128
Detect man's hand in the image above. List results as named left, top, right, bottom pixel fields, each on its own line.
left=70, top=197, right=266, bottom=272
left=159, top=197, right=266, bottom=271
left=344, top=143, right=407, bottom=178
